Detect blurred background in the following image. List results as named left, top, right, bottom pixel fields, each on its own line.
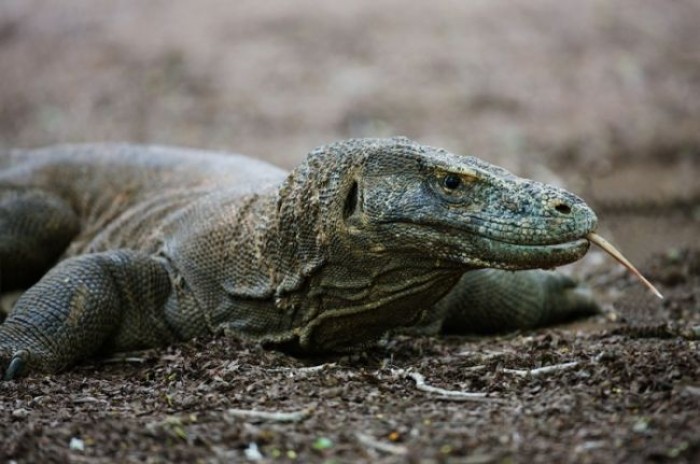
left=1, top=0, right=698, bottom=264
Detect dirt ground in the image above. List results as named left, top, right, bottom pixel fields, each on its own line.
left=1, top=1, right=699, bottom=462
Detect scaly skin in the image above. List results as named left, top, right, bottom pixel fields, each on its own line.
left=0, top=138, right=598, bottom=379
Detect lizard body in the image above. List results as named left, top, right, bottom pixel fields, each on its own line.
left=0, top=138, right=598, bottom=378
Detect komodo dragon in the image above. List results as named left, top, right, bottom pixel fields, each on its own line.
left=0, top=137, right=602, bottom=380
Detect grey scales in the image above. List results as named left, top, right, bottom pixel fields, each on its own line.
left=0, top=137, right=601, bottom=379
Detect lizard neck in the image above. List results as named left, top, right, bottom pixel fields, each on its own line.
left=291, top=252, right=464, bottom=352
left=269, top=142, right=364, bottom=296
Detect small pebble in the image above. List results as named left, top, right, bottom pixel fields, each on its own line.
left=69, top=437, right=85, bottom=451
left=12, top=408, right=29, bottom=419
left=244, top=443, right=263, bottom=461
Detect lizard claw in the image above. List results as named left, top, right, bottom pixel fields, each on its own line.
left=3, top=349, right=29, bottom=380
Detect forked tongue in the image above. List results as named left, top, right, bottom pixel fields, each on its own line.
left=587, top=232, right=664, bottom=299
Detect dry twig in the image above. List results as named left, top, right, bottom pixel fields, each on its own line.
left=685, top=385, right=700, bottom=397
left=355, top=432, right=408, bottom=456
left=267, top=362, right=337, bottom=373
left=401, top=370, right=490, bottom=400
left=502, top=361, right=579, bottom=377
left=224, top=407, right=313, bottom=423
left=457, top=350, right=509, bottom=361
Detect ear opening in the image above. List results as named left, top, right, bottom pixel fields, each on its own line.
left=343, top=180, right=358, bottom=220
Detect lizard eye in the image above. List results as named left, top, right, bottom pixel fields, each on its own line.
left=433, top=170, right=478, bottom=200
left=442, top=174, right=462, bottom=191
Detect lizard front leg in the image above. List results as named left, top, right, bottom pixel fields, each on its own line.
left=0, top=250, right=177, bottom=379
left=0, top=188, right=80, bottom=291
left=432, top=269, right=600, bottom=334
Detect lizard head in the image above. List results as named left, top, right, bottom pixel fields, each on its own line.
left=276, top=137, right=600, bottom=352
left=338, top=137, right=598, bottom=271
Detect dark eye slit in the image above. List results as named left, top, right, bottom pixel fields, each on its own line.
left=343, top=181, right=358, bottom=219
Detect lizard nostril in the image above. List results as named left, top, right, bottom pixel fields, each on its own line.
left=554, top=202, right=572, bottom=215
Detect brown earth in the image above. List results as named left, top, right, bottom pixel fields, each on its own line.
left=0, top=1, right=699, bottom=462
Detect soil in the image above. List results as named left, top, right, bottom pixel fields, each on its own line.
left=0, top=1, right=699, bottom=463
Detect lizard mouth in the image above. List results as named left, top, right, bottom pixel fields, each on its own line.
left=375, top=221, right=593, bottom=270
left=466, top=237, right=591, bottom=270
left=482, top=232, right=664, bottom=299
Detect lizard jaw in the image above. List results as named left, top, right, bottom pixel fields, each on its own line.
left=455, top=237, right=591, bottom=271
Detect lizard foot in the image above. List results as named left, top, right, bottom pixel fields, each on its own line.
left=435, top=269, right=601, bottom=334
left=540, top=273, right=601, bottom=325
left=2, top=349, right=29, bottom=380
